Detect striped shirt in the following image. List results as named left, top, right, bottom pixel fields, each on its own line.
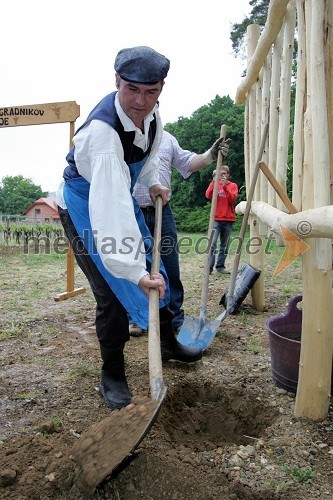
left=133, top=130, right=195, bottom=207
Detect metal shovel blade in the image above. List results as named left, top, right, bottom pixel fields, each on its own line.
left=177, top=310, right=228, bottom=350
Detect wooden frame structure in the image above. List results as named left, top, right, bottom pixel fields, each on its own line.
left=234, top=0, right=332, bottom=420
left=0, top=100, right=86, bottom=302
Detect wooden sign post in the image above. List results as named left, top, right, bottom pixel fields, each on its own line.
left=0, top=101, right=86, bottom=301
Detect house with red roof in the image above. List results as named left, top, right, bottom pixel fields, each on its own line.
left=22, top=197, right=60, bottom=222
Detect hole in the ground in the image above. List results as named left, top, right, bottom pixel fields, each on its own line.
left=157, top=380, right=278, bottom=450
left=97, top=380, right=279, bottom=499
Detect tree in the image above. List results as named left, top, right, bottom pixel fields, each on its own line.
left=165, top=95, right=245, bottom=210
left=0, top=176, right=47, bottom=215
left=230, top=0, right=270, bottom=58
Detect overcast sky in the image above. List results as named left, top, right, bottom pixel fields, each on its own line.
left=1, top=0, right=250, bottom=193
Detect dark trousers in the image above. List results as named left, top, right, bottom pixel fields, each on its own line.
left=58, top=207, right=130, bottom=349
left=210, top=220, right=234, bottom=271
left=141, top=203, right=184, bottom=330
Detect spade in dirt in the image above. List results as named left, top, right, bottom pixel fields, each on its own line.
left=71, top=196, right=167, bottom=494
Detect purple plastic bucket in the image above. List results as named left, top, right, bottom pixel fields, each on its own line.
left=266, top=295, right=333, bottom=395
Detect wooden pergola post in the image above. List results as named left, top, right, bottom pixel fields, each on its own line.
left=294, top=0, right=333, bottom=419
left=54, top=118, right=86, bottom=302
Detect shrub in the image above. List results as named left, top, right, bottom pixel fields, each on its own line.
left=172, top=204, right=242, bottom=233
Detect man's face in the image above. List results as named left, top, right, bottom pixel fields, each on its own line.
left=116, top=75, right=163, bottom=128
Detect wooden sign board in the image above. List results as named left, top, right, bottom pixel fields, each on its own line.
left=0, top=101, right=80, bottom=128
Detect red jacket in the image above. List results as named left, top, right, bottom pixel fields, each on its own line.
left=205, top=180, right=238, bottom=221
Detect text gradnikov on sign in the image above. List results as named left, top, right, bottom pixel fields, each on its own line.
left=0, top=102, right=80, bottom=128
left=0, top=107, right=44, bottom=126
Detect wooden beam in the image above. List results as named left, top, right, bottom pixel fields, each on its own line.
left=235, top=200, right=333, bottom=239
left=258, top=161, right=298, bottom=213
left=275, top=0, right=296, bottom=215
left=268, top=29, right=283, bottom=208
left=294, top=0, right=333, bottom=420
left=54, top=287, right=86, bottom=302
left=292, top=0, right=306, bottom=211
left=235, top=0, right=290, bottom=104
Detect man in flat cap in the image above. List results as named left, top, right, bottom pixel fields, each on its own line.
left=57, top=46, right=202, bottom=411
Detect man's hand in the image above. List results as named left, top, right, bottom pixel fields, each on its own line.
left=149, top=184, right=169, bottom=205
left=139, top=272, right=166, bottom=299
left=203, top=137, right=232, bottom=165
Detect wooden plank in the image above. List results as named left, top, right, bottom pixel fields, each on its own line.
left=54, top=287, right=86, bottom=302
left=0, top=101, right=80, bottom=128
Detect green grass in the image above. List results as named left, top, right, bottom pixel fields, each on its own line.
left=66, top=362, right=99, bottom=379
left=13, top=390, right=39, bottom=400
left=178, top=230, right=302, bottom=278
left=0, top=324, right=24, bottom=341
left=0, top=233, right=302, bottom=340
left=0, top=247, right=91, bottom=335
left=247, top=335, right=262, bottom=354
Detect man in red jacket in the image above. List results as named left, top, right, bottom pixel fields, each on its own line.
left=205, top=166, right=238, bottom=274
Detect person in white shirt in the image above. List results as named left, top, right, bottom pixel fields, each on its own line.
left=129, top=130, right=230, bottom=335
left=57, top=46, right=203, bottom=410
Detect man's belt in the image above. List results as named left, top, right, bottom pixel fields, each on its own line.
left=140, top=202, right=169, bottom=212
left=140, top=205, right=155, bottom=212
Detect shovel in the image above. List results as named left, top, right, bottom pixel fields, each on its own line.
left=71, top=196, right=166, bottom=494
left=178, top=124, right=269, bottom=349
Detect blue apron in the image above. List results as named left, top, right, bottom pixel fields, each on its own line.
left=63, top=157, right=169, bottom=329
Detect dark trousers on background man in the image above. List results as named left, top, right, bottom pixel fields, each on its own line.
left=140, top=202, right=184, bottom=330
left=209, top=220, right=234, bottom=273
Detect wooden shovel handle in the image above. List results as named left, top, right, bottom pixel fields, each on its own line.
left=227, top=124, right=269, bottom=308
left=199, top=124, right=227, bottom=323
left=148, top=196, right=164, bottom=400
left=258, top=161, right=298, bottom=214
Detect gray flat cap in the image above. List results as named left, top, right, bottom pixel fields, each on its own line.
left=114, top=46, right=170, bottom=84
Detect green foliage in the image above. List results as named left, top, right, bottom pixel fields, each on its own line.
left=230, top=0, right=270, bottom=58
left=172, top=204, right=243, bottom=234
left=165, top=95, right=245, bottom=210
left=173, top=205, right=210, bottom=232
left=281, top=466, right=314, bottom=484
left=0, top=175, right=47, bottom=215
